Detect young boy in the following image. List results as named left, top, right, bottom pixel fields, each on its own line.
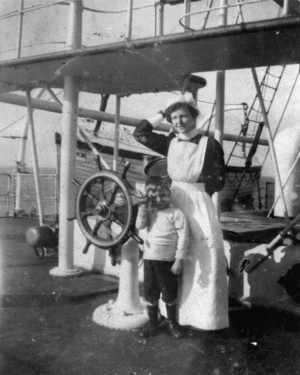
left=136, top=176, right=189, bottom=339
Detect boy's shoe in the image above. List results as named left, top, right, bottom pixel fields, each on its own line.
left=139, top=323, right=160, bottom=338
left=167, top=321, right=183, bottom=339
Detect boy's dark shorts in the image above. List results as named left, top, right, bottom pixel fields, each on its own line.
left=144, top=259, right=178, bottom=305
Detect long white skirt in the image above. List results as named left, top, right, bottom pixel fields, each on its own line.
left=171, top=181, right=229, bottom=330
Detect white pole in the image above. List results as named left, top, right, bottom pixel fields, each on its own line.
left=251, top=67, right=289, bottom=223
left=158, top=2, right=164, bottom=36
left=50, top=0, right=82, bottom=277
left=25, top=91, right=44, bottom=226
left=215, top=0, right=227, bottom=144
left=113, top=96, right=121, bottom=172
left=17, top=0, right=24, bottom=58
left=15, top=88, right=45, bottom=212
left=267, top=152, right=300, bottom=217
left=184, top=0, right=191, bottom=31
left=213, top=0, right=227, bottom=213
left=126, top=0, right=134, bottom=40
left=55, top=75, right=80, bottom=274
left=215, top=72, right=225, bottom=145
left=66, top=0, right=82, bottom=48
left=282, top=0, right=290, bottom=17
left=16, top=89, right=46, bottom=171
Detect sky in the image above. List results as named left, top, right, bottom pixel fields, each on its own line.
left=0, top=0, right=299, bottom=178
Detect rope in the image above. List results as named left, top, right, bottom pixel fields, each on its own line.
left=0, top=1, right=68, bottom=21
left=0, top=90, right=64, bottom=135
left=1, top=41, right=66, bottom=55
left=0, top=115, right=27, bottom=134
left=82, top=3, right=154, bottom=14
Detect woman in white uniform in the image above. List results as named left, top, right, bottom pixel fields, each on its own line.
left=133, top=93, right=229, bottom=331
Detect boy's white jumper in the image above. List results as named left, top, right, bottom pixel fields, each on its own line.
left=136, top=205, right=189, bottom=261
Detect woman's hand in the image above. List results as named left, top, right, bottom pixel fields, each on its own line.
left=171, top=258, right=183, bottom=275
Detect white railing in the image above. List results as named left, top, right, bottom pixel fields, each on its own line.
left=0, top=0, right=291, bottom=61
left=0, top=1, right=69, bottom=58
left=0, top=1, right=157, bottom=60
left=0, top=173, right=13, bottom=217
left=12, top=172, right=59, bottom=221
left=178, top=0, right=281, bottom=31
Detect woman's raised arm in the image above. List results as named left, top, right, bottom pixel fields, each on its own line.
left=133, top=119, right=171, bottom=156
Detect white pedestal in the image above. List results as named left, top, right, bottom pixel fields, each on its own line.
left=92, top=238, right=148, bottom=330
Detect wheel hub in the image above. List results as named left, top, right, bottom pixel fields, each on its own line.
left=95, top=200, right=110, bottom=220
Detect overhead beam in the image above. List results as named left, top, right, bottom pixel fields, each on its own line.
left=0, top=92, right=141, bottom=127
left=0, top=92, right=269, bottom=146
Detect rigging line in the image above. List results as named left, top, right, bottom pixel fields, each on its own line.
left=200, top=107, right=246, bottom=130
left=83, top=132, right=155, bottom=154
left=0, top=135, right=23, bottom=139
left=171, top=90, right=246, bottom=108
left=261, top=66, right=300, bottom=169
left=83, top=4, right=154, bottom=14
left=201, top=0, right=214, bottom=31
left=0, top=1, right=68, bottom=21
left=0, top=89, right=64, bottom=135
left=235, top=0, right=245, bottom=24
left=90, top=140, right=151, bottom=155
left=0, top=115, right=27, bottom=134
left=198, top=99, right=246, bottom=107
left=246, top=69, right=270, bottom=137
left=1, top=41, right=66, bottom=55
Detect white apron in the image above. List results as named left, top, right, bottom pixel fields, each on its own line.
left=168, top=137, right=229, bottom=330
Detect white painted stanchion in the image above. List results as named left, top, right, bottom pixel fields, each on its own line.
left=50, top=0, right=82, bottom=278
left=49, top=75, right=81, bottom=278
left=92, top=238, right=148, bottom=330
left=213, top=0, right=227, bottom=214
left=26, top=91, right=44, bottom=226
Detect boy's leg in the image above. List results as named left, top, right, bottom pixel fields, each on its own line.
left=157, top=261, right=183, bottom=339
left=140, top=260, right=160, bottom=338
left=166, top=302, right=182, bottom=339
left=140, top=304, right=159, bottom=338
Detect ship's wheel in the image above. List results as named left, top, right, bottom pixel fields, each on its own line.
left=76, top=170, right=133, bottom=249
